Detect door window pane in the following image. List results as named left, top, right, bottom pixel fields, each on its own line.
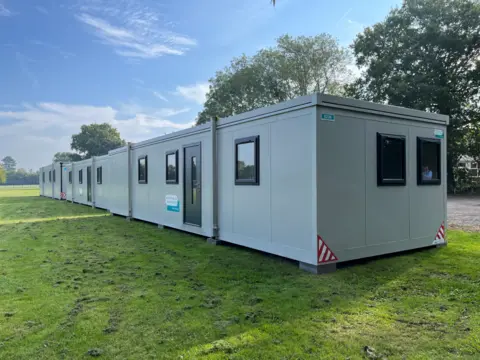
left=191, top=156, right=197, bottom=204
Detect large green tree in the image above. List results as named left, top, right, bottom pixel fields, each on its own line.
left=346, top=0, right=480, bottom=191
left=53, top=152, right=83, bottom=163
left=197, top=34, right=351, bottom=124
left=1, top=156, right=17, bottom=172
left=71, top=123, right=126, bottom=159
left=0, top=165, right=6, bottom=184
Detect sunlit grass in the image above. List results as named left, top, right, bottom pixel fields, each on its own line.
left=0, top=187, right=479, bottom=359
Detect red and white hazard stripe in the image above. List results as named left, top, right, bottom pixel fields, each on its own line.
left=432, top=222, right=446, bottom=245
left=318, top=235, right=338, bottom=263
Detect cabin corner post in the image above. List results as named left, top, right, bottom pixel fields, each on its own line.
left=211, top=117, right=219, bottom=240
left=91, top=156, right=96, bottom=208
left=127, top=142, right=133, bottom=220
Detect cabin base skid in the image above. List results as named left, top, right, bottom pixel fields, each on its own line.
left=299, top=262, right=336, bottom=275
left=206, top=237, right=225, bottom=246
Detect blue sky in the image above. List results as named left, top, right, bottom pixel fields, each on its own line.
left=0, top=0, right=401, bottom=170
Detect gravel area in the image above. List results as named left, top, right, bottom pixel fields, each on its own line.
left=448, top=196, right=480, bottom=231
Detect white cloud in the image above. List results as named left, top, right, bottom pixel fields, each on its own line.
left=175, top=83, right=209, bottom=105
left=0, top=102, right=195, bottom=169
left=75, top=1, right=196, bottom=59
left=0, top=4, right=11, bottom=17
left=153, top=91, right=168, bottom=102
left=35, top=6, right=49, bottom=15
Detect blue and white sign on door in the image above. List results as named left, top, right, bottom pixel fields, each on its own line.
left=165, top=194, right=180, bottom=212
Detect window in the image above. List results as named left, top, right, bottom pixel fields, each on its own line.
left=192, top=156, right=197, bottom=204
left=417, top=137, right=441, bottom=185
left=53, top=169, right=56, bottom=183
left=49, top=171, right=52, bottom=182
left=97, top=166, right=103, bottom=184
left=42, top=172, right=45, bottom=183
left=68, top=171, right=72, bottom=184
left=377, top=133, right=406, bottom=186
left=138, top=156, right=148, bottom=184
left=166, top=150, right=178, bottom=184
left=235, top=136, right=260, bottom=185
left=79, top=169, right=83, bottom=184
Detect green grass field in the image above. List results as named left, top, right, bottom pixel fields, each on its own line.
left=0, top=188, right=479, bottom=359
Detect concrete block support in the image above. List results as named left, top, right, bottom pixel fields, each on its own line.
left=299, top=262, right=336, bottom=274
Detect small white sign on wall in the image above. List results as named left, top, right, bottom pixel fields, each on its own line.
left=79, top=188, right=83, bottom=195
left=165, top=195, right=180, bottom=212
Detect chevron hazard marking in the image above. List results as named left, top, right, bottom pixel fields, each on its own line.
left=317, top=235, right=337, bottom=263
left=432, top=222, right=446, bottom=245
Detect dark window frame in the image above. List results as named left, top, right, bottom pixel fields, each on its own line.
left=376, top=132, right=407, bottom=186
left=79, top=169, right=83, bottom=184
left=53, top=169, right=56, bottom=183
left=166, top=150, right=179, bottom=184
left=42, top=172, right=45, bottom=183
left=97, top=166, right=103, bottom=185
left=138, top=155, right=148, bottom=184
left=417, top=137, right=441, bottom=186
left=49, top=171, right=52, bottom=182
left=68, top=171, right=72, bottom=184
left=235, top=135, right=260, bottom=186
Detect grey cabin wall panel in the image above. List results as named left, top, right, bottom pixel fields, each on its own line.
left=316, top=109, right=367, bottom=255
left=43, top=165, right=53, bottom=198
left=409, top=124, right=447, bottom=241
left=94, top=157, right=109, bottom=209
left=130, top=133, right=213, bottom=237
left=131, top=145, right=155, bottom=223
left=270, top=110, right=316, bottom=257
left=217, top=122, right=271, bottom=242
left=39, top=167, right=45, bottom=196
left=217, top=108, right=317, bottom=263
left=53, top=163, right=62, bottom=199
left=107, top=151, right=129, bottom=216
left=65, top=164, right=73, bottom=201
left=74, top=160, right=92, bottom=205
left=366, top=121, right=410, bottom=246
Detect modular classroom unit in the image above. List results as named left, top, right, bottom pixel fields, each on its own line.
left=39, top=94, right=449, bottom=273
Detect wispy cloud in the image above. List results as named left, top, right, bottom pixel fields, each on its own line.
left=175, top=83, right=209, bottom=105
left=35, top=6, right=49, bottom=15
left=336, top=8, right=352, bottom=27
left=75, top=1, right=196, bottom=59
left=153, top=91, right=168, bottom=102
left=132, top=77, right=144, bottom=85
left=31, top=40, right=76, bottom=59
left=0, top=3, right=12, bottom=16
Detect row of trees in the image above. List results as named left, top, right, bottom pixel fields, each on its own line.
left=0, top=156, right=39, bottom=185
left=198, top=0, right=480, bottom=192
left=53, top=123, right=126, bottom=162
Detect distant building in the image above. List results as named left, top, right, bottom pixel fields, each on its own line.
left=458, top=156, right=480, bottom=179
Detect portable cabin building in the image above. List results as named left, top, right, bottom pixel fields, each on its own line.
left=37, top=94, right=448, bottom=273
left=107, top=146, right=129, bottom=216
left=72, top=158, right=93, bottom=206
left=93, top=155, right=109, bottom=210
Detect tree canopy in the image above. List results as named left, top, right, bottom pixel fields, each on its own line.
left=1, top=156, right=17, bottom=172
left=0, top=165, right=6, bottom=184
left=53, top=152, right=83, bottom=163
left=71, top=123, right=126, bottom=159
left=346, top=0, right=480, bottom=191
left=196, top=34, right=351, bottom=124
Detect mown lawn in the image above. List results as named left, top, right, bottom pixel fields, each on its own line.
left=0, top=188, right=479, bottom=360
